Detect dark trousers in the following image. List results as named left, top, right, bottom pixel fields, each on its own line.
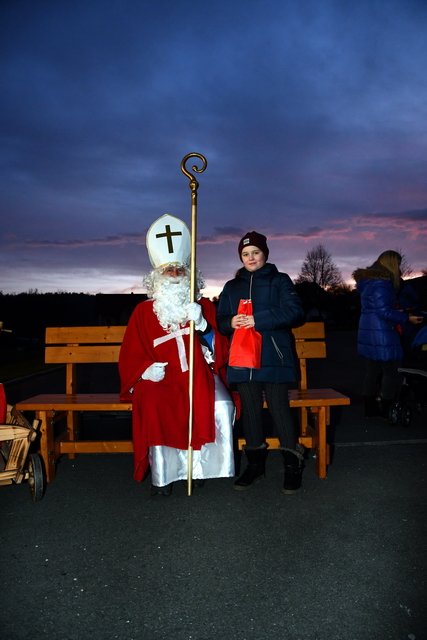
left=362, top=358, right=400, bottom=401
left=236, top=381, right=297, bottom=450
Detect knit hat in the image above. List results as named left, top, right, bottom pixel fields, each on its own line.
left=238, top=231, right=269, bottom=261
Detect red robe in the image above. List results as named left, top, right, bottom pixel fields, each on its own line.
left=119, top=298, right=230, bottom=481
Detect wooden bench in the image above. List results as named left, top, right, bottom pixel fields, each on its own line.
left=16, top=322, right=350, bottom=483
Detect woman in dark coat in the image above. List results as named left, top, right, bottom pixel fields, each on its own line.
left=352, top=250, right=423, bottom=418
left=217, top=231, right=305, bottom=493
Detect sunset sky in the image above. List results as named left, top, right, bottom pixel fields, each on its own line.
left=1, top=0, right=426, bottom=299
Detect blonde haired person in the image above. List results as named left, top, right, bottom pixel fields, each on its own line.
left=353, top=250, right=423, bottom=419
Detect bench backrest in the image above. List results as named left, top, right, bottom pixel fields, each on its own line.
left=44, top=321, right=326, bottom=393
left=45, top=326, right=126, bottom=394
left=292, top=322, right=326, bottom=389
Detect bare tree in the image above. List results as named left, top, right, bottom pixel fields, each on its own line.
left=295, top=244, right=344, bottom=290
left=396, top=250, right=413, bottom=279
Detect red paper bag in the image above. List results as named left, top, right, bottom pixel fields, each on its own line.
left=229, top=299, right=262, bottom=369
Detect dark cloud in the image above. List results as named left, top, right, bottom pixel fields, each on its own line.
left=1, top=0, right=426, bottom=295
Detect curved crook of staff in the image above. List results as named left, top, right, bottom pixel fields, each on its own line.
left=180, top=152, right=208, bottom=496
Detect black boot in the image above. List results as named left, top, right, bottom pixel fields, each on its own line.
left=281, top=448, right=304, bottom=494
left=150, top=483, right=173, bottom=496
left=363, top=396, right=381, bottom=418
left=234, top=446, right=267, bottom=491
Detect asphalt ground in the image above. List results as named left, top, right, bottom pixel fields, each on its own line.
left=2, top=330, right=427, bottom=640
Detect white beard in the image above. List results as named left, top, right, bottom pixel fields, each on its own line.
left=151, top=273, right=191, bottom=333
left=143, top=267, right=205, bottom=333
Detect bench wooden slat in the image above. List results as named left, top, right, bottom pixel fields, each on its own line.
left=45, top=345, right=121, bottom=364
left=292, top=322, right=325, bottom=339
left=46, top=326, right=126, bottom=343
left=17, top=394, right=132, bottom=412
left=289, top=388, right=350, bottom=407
left=59, top=441, right=133, bottom=454
left=294, top=341, right=326, bottom=359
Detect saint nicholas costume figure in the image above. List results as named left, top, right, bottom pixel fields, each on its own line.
left=119, top=214, right=235, bottom=495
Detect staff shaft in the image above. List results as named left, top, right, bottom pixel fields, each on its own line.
left=187, top=196, right=197, bottom=496
left=180, top=153, right=207, bottom=497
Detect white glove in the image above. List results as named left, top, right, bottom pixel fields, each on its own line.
left=186, top=302, right=207, bottom=332
left=141, top=362, right=168, bottom=382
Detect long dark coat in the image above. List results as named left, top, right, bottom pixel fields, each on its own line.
left=353, top=263, right=409, bottom=362
left=217, top=263, right=305, bottom=384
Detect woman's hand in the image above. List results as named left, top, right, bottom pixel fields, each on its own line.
left=409, top=315, right=424, bottom=325
left=231, top=314, right=255, bottom=329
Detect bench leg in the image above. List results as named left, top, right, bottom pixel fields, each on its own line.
left=315, top=406, right=328, bottom=479
left=36, top=410, right=56, bottom=483
left=299, top=407, right=309, bottom=436
left=66, top=411, right=79, bottom=460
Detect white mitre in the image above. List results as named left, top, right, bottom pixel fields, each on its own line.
left=146, top=214, right=190, bottom=269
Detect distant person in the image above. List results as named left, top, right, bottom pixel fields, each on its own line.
left=217, top=231, right=305, bottom=494
left=119, top=214, right=235, bottom=495
left=352, top=250, right=423, bottom=419
left=397, top=277, right=424, bottom=361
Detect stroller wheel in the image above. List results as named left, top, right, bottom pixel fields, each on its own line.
left=28, top=453, right=45, bottom=502
left=388, top=402, right=400, bottom=425
left=400, top=404, right=412, bottom=427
